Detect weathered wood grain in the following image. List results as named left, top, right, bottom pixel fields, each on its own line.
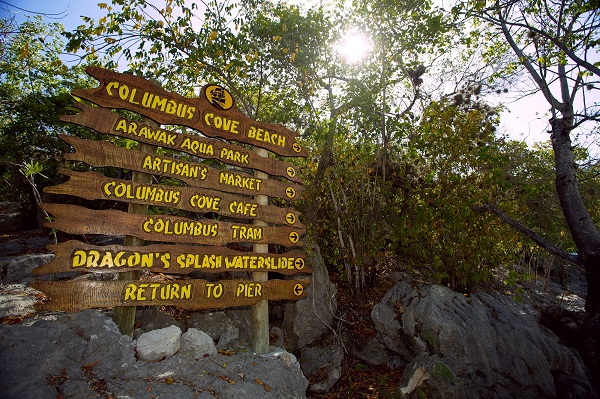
left=42, top=203, right=305, bottom=247
left=59, top=135, right=303, bottom=201
left=31, top=278, right=310, bottom=312
left=33, top=240, right=309, bottom=275
left=61, top=103, right=303, bottom=183
left=71, top=66, right=307, bottom=157
left=45, top=169, right=304, bottom=228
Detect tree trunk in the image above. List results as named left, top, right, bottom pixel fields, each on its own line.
left=551, top=117, right=600, bottom=316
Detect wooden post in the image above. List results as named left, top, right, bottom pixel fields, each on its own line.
left=252, top=147, right=269, bottom=353
left=112, top=126, right=157, bottom=337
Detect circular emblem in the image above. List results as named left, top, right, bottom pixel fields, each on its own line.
left=292, top=142, right=302, bottom=153
left=288, top=231, right=300, bottom=244
left=293, top=283, right=304, bottom=296
left=205, top=84, right=234, bottom=110
left=285, top=187, right=296, bottom=199
left=285, top=212, right=296, bottom=225
left=286, top=166, right=296, bottom=178
left=294, top=258, right=305, bottom=270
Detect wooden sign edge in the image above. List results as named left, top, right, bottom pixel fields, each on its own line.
left=33, top=239, right=311, bottom=276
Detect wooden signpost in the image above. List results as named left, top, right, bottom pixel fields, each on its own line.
left=46, top=169, right=304, bottom=228
left=31, top=278, right=309, bottom=312
left=33, top=240, right=308, bottom=276
left=33, top=67, right=310, bottom=350
left=59, top=135, right=304, bottom=200
left=42, top=203, right=304, bottom=247
left=71, top=66, right=308, bottom=157
left=61, top=103, right=302, bottom=183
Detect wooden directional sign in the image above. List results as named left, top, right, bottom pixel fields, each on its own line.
left=31, top=278, right=310, bottom=312
left=33, top=240, right=309, bottom=276
left=45, top=169, right=304, bottom=228
left=71, top=66, right=308, bottom=157
left=60, top=135, right=303, bottom=201
left=42, top=203, right=305, bottom=247
left=61, top=103, right=303, bottom=183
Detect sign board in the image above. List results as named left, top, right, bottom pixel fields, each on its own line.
left=31, top=278, right=309, bottom=312
left=42, top=203, right=305, bottom=247
left=71, top=66, right=308, bottom=157
left=33, top=67, right=309, bottom=330
left=45, top=169, right=304, bottom=228
left=61, top=102, right=302, bottom=183
left=33, top=240, right=309, bottom=275
left=60, top=135, right=303, bottom=201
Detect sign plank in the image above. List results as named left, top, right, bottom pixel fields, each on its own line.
left=33, top=240, right=309, bottom=275
left=71, top=66, right=308, bottom=157
left=42, top=203, right=305, bottom=247
left=60, top=135, right=303, bottom=201
left=45, top=169, right=304, bottom=228
left=31, top=278, right=309, bottom=312
left=32, top=240, right=312, bottom=275
left=61, top=103, right=303, bottom=183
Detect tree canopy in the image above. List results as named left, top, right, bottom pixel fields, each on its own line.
left=1, top=0, right=599, bottom=311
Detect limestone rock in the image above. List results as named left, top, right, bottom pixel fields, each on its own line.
left=134, top=307, right=183, bottom=335
left=187, top=309, right=249, bottom=348
left=217, top=324, right=240, bottom=349
left=0, top=284, right=38, bottom=319
left=372, top=281, right=597, bottom=399
left=300, top=342, right=344, bottom=393
left=283, top=243, right=337, bottom=350
left=1, top=254, right=55, bottom=284
left=136, top=325, right=182, bottom=361
left=181, top=328, right=217, bottom=357
left=270, top=325, right=285, bottom=347
left=0, top=310, right=309, bottom=398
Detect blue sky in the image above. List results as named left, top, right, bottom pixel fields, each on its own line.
left=8, top=1, right=102, bottom=30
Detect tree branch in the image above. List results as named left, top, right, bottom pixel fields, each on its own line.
left=477, top=203, right=581, bottom=266
left=493, top=0, right=562, bottom=113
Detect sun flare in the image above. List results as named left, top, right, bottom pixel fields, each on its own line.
left=335, top=29, right=372, bottom=64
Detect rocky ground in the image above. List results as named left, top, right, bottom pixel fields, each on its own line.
left=1, top=227, right=599, bottom=398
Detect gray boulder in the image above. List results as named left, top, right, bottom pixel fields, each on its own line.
left=180, top=328, right=217, bottom=357
left=0, top=284, right=38, bottom=319
left=300, top=342, right=344, bottom=393
left=134, top=307, right=184, bottom=336
left=1, top=254, right=55, bottom=284
left=370, top=281, right=596, bottom=398
left=136, top=325, right=182, bottom=361
left=0, top=310, right=309, bottom=399
left=187, top=309, right=250, bottom=348
left=283, top=243, right=337, bottom=350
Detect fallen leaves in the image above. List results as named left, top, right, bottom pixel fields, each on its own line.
left=220, top=375, right=235, bottom=384
left=255, top=378, right=271, bottom=392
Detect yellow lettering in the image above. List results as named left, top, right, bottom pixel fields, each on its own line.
left=124, top=284, right=136, bottom=300
left=106, top=81, right=118, bottom=96
left=137, top=283, right=148, bottom=300
left=71, top=250, right=86, bottom=268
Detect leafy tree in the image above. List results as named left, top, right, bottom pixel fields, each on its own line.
left=0, top=15, right=93, bottom=217
left=393, top=100, right=524, bottom=290
left=456, top=0, right=600, bottom=315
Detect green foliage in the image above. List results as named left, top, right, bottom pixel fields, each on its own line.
left=389, top=101, right=521, bottom=290
left=0, top=16, right=94, bottom=211
left=432, top=361, right=455, bottom=383
left=19, top=161, right=44, bottom=178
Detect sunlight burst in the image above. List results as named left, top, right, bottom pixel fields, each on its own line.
left=335, top=29, right=372, bottom=64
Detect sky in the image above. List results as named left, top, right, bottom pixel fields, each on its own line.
left=6, top=0, right=595, bottom=149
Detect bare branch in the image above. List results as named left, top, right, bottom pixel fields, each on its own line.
left=477, top=203, right=581, bottom=266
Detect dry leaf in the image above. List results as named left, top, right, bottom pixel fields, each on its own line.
left=82, top=360, right=99, bottom=370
